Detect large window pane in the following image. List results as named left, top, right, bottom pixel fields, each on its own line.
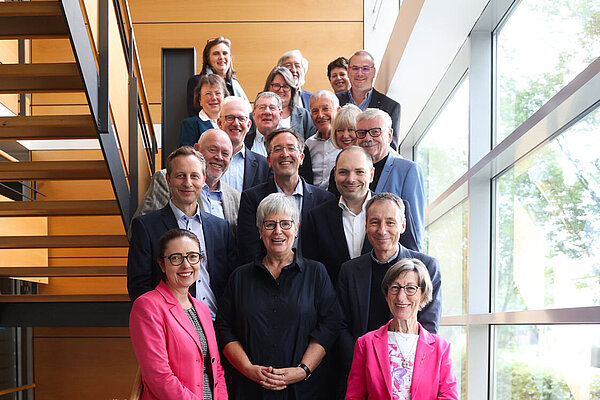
left=494, top=106, right=600, bottom=312
left=493, top=325, right=600, bottom=399
left=426, top=201, right=468, bottom=316
left=438, top=325, right=467, bottom=399
left=495, top=0, right=600, bottom=143
left=416, top=78, right=469, bottom=205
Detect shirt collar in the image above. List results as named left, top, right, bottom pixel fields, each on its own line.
left=255, top=130, right=265, bottom=143
left=275, top=178, right=303, bottom=197
left=370, top=246, right=399, bottom=264
left=338, top=191, right=371, bottom=214
left=203, top=182, right=222, bottom=193
left=169, top=199, right=202, bottom=223
left=198, top=109, right=211, bottom=122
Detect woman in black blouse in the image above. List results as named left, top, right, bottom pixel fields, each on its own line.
left=216, top=193, right=341, bottom=400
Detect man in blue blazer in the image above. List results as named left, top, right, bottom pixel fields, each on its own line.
left=236, top=127, right=334, bottom=265
left=356, top=108, right=425, bottom=250
left=127, top=147, right=236, bottom=319
left=336, top=192, right=442, bottom=378
left=217, top=96, right=270, bottom=192
left=336, top=50, right=401, bottom=150
left=302, top=146, right=419, bottom=284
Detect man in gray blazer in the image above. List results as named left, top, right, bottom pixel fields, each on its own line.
left=131, top=129, right=240, bottom=234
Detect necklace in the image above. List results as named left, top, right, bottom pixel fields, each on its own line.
left=389, top=332, right=418, bottom=368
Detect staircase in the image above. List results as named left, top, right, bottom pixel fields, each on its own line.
left=0, top=0, right=155, bottom=323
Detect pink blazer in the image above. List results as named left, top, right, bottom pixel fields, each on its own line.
left=129, top=281, right=228, bottom=400
left=345, top=321, right=458, bottom=400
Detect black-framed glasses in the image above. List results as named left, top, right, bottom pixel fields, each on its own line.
left=162, top=252, right=202, bottom=266
left=388, top=284, right=420, bottom=296
left=355, top=127, right=383, bottom=138
left=223, top=115, right=248, bottom=123
left=349, top=65, right=374, bottom=73
left=270, top=83, right=291, bottom=92
left=262, top=219, right=295, bottom=230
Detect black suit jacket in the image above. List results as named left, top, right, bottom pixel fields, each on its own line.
left=242, top=147, right=271, bottom=191
left=236, top=176, right=334, bottom=265
left=336, top=245, right=442, bottom=371
left=336, top=88, right=401, bottom=150
left=302, top=196, right=419, bottom=283
left=127, top=204, right=236, bottom=301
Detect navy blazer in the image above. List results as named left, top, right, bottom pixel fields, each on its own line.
left=336, top=246, right=442, bottom=371
left=242, top=147, right=271, bottom=191
left=127, top=204, right=237, bottom=302
left=236, top=176, right=334, bottom=265
left=336, top=88, right=401, bottom=150
left=302, top=196, right=419, bottom=283
left=179, top=116, right=213, bottom=147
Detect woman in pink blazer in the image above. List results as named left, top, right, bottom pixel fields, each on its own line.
left=129, top=229, right=228, bottom=400
left=346, top=259, right=458, bottom=400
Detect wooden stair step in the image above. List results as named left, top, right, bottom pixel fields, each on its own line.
left=0, top=160, right=109, bottom=181
left=0, top=115, right=96, bottom=140
left=0, top=294, right=130, bottom=303
left=0, top=200, right=119, bottom=217
left=0, top=2, right=68, bottom=39
left=0, top=63, right=82, bottom=93
left=0, top=266, right=126, bottom=277
left=0, top=235, right=129, bottom=249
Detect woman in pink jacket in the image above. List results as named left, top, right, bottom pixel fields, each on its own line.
left=129, top=228, right=227, bottom=400
left=346, top=258, right=458, bottom=400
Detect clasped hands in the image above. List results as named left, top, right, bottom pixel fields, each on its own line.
left=245, top=364, right=306, bottom=390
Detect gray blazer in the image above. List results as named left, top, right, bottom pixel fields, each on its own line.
left=130, top=169, right=240, bottom=235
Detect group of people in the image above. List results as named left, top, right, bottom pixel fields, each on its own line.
left=127, top=36, right=458, bottom=400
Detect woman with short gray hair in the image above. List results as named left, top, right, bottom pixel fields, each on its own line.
left=216, top=193, right=341, bottom=400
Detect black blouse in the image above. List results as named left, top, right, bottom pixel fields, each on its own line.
left=216, top=256, right=341, bottom=400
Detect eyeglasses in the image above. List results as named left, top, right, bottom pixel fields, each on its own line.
left=270, top=83, right=291, bottom=92
left=388, top=284, right=420, bottom=296
left=262, top=219, right=295, bottom=230
left=223, top=115, right=248, bottom=123
left=201, top=91, right=223, bottom=98
left=355, top=127, right=383, bottom=138
left=349, top=65, right=374, bottom=74
left=270, top=145, right=298, bottom=154
left=255, top=104, right=280, bottom=113
left=162, top=252, right=202, bottom=266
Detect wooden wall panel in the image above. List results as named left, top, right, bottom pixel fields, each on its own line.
left=133, top=21, right=363, bottom=106
left=36, top=276, right=127, bottom=294
left=31, top=39, right=75, bottom=63
left=33, top=333, right=137, bottom=400
left=47, top=216, right=125, bottom=235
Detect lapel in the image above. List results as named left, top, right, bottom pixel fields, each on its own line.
left=353, top=254, right=372, bottom=332
left=328, top=203, right=351, bottom=260
left=244, top=125, right=256, bottom=150
left=220, top=182, right=234, bottom=223
left=243, top=147, right=258, bottom=189
left=157, top=281, right=203, bottom=353
left=199, top=211, right=212, bottom=269
left=375, top=151, right=399, bottom=193
left=368, top=88, right=383, bottom=109
left=373, top=321, right=393, bottom=397
left=411, top=324, right=435, bottom=397
left=160, top=204, right=179, bottom=231
left=300, top=177, right=313, bottom=221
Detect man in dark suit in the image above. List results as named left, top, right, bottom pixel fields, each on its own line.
left=336, top=50, right=401, bottom=150
left=217, top=96, right=270, bottom=192
left=302, top=146, right=419, bottom=284
left=278, top=49, right=312, bottom=109
left=236, top=127, right=334, bottom=265
left=127, top=147, right=236, bottom=320
left=336, top=192, right=441, bottom=375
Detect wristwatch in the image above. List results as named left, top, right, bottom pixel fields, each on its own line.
left=297, top=363, right=312, bottom=380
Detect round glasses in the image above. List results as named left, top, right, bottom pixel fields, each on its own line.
left=388, top=284, right=420, bottom=296
left=262, top=219, right=294, bottom=230
left=162, top=252, right=202, bottom=266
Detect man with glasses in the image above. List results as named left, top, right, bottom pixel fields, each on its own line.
left=337, top=50, right=401, bottom=150
left=243, top=92, right=282, bottom=157
left=278, top=49, right=312, bottom=109
left=357, top=108, right=425, bottom=250
left=127, top=146, right=236, bottom=321
left=236, top=128, right=334, bottom=265
left=336, top=192, right=441, bottom=394
left=217, top=96, right=270, bottom=192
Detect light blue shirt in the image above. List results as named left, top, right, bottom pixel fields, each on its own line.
left=275, top=178, right=303, bottom=249
left=252, top=131, right=268, bottom=157
left=200, top=183, right=224, bottom=220
left=305, top=134, right=341, bottom=189
left=346, top=88, right=374, bottom=111
left=168, top=200, right=217, bottom=320
left=221, top=146, right=245, bottom=193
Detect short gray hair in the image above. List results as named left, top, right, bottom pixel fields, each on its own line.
left=349, top=50, right=375, bottom=66
left=331, top=104, right=361, bottom=149
left=254, top=91, right=283, bottom=111
left=256, top=193, right=299, bottom=230
left=366, top=192, right=405, bottom=221
left=356, top=108, right=392, bottom=130
left=278, top=49, right=309, bottom=85
left=219, top=95, right=252, bottom=117
left=309, top=90, right=339, bottom=109
left=381, top=258, right=433, bottom=309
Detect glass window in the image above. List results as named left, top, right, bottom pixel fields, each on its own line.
left=416, top=78, right=469, bottom=205
left=493, top=106, right=600, bottom=312
left=493, top=325, right=600, bottom=399
left=438, top=325, right=467, bottom=399
left=495, top=0, right=600, bottom=143
left=426, top=201, right=468, bottom=316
